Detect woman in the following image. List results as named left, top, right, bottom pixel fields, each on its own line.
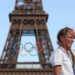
left=50, top=27, right=75, bottom=75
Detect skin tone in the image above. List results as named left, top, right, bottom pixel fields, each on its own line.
left=53, top=30, right=75, bottom=75
left=71, top=30, right=75, bottom=38
left=53, top=66, right=61, bottom=75
left=60, top=31, right=74, bottom=54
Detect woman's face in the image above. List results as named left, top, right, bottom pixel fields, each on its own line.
left=63, top=31, right=74, bottom=49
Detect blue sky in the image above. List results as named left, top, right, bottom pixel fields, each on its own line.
left=0, top=0, right=75, bottom=58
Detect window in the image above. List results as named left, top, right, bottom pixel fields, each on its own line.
left=17, top=1, right=24, bottom=7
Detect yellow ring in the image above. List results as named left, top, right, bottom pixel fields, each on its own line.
left=19, top=46, right=29, bottom=56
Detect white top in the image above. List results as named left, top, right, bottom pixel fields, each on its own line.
left=50, top=47, right=74, bottom=75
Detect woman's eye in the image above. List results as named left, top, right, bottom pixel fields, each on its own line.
left=69, top=36, right=73, bottom=38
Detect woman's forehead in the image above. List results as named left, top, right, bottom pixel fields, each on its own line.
left=66, top=32, right=73, bottom=36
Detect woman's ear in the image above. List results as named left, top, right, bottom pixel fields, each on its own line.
left=60, top=36, right=64, bottom=42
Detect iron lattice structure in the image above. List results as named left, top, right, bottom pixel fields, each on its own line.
left=0, top=0, right=54, bottom=75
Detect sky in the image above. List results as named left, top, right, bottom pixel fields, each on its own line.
left=0, top=0, right=75, bottom=59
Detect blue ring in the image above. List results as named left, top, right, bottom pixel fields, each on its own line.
left=13, top=42, right=23, bottom=53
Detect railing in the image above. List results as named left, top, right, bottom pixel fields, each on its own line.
left=0, top=62, right=53, bottom=75
left=0, top=62, right=52, bottom=69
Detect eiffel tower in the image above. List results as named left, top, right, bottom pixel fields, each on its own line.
left=0, top=0, right=53, bottom=75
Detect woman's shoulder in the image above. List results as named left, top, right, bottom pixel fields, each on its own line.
left=53, top=47, right=63, bottom=55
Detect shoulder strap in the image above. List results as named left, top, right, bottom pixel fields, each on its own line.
left=69, top=49, right=75, bottom=65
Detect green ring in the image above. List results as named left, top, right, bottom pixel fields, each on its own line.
left=29, top=47, right=39, bottom=56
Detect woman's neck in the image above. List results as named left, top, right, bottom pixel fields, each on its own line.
left=59, top=43, right=69, bottom=55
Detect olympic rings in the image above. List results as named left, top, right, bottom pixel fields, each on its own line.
left=13, top=42, right=44, bottom=56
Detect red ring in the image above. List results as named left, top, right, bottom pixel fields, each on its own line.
left=35, top=42, right=44, bottom=53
